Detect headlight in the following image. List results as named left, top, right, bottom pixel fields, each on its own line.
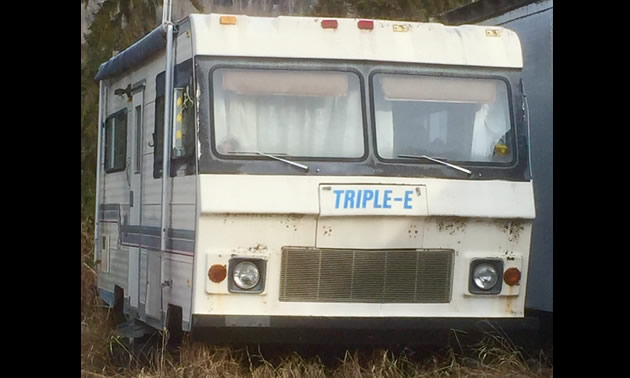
left=232, top=261, right=260, bottom=290
left=472, top=263, right=499, bottom=290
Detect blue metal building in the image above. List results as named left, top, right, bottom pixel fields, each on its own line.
left=439, top=0, right=553, bottom=314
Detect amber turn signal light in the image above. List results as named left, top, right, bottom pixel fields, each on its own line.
left=209, top=264, right=227, bottom=283
left=503, top=267, right=521, bottom=286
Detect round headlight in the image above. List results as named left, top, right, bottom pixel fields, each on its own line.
left=472, top=263, right=498, bottom=290
left=233, top=261, right=260, bottom=290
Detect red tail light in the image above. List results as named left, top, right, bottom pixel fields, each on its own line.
left=321, top=19, right=338, bottom=29
left=358, top=20, right=374, bottom=30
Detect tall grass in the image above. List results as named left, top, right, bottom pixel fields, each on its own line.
left=80, top=220, right=552, bottom=378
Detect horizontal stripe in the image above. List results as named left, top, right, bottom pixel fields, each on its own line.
left=121, top=231, right=195, bottom=254
left=99, top=203, right=196, bottom=254
left=121, top=225, right=195, bottom=240
left=99, top=204, right=121, bottom=223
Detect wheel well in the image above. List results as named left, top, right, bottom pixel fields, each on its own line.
left=166, top=305, right=183, bottom=331
left=165, top=305, right=184, bottom=347
left=112, top=285, right=125, bottom=324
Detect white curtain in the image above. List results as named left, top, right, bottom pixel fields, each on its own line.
left=213, top=75, right=363, bottom=158
left=470, top=100, right=510, bottom=160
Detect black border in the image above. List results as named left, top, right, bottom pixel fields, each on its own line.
left=195, top=57, right=529, bottom=181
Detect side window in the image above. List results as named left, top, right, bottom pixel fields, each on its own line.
left=153, top=59, right=195, bottom=178
left=153, top=95, right=165, bottom=178
left=134, top=105, right=142, bottom=174
left=172, top=86, right=195, bottom=159
left=104, top=110, right=128, bottom=173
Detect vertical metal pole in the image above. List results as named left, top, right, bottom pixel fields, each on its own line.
left=162, top=0, right=172, bottom=24
left=94, top=80, right=104, bottom=263
left=160, top=22, right=174, bottom=253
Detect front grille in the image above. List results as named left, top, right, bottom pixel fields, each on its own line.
left=279, top=248, right=453, bottom=303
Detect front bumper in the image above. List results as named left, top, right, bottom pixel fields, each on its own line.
left=190, top=314, right=541, bottom=344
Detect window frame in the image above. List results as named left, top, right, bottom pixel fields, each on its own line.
left=369, top=70, right=518, bottom=168
left=208, top=64, right=369, bottom=163
left=103, top=108, right=128, bottom=174
left=153, top=59, right=196, bottom=179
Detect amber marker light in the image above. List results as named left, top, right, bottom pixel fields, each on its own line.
left=209, top=264, right=227, bottom=283
left=503, top=267, right=521, bottom=286
left=220, top=15, right=237, bottom=25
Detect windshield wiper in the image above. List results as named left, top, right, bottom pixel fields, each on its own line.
left=229, top=151, right=309, bottom=171
left=398, top=154, right=472, bottom=176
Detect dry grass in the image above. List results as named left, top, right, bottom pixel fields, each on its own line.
left=80, top=220, right=552, bottom=378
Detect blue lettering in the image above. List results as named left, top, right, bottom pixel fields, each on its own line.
left=333, top=190, right=344, bottom=209
left=344, top=190, right=355, bottom=208
left=404, top=190, right=413, bottom=209
left=373, top=190, right=382, bottom=208
left=383, top=190, right=392, bottom=208
left=362, top=190, right=374, bottom=208
left=356, top=190, right=363, bottom=208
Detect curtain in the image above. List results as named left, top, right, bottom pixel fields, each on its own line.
left=213, top=72, right=363, bottom=158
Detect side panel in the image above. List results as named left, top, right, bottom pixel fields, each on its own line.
left=96, top=22, right=197, bottom=331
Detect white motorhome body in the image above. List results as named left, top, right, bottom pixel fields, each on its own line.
left=94, top=13, right=535, bottom=341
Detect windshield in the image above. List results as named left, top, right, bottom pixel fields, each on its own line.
left=212, top=68, right=364, bottom=158
left=373, top=74, right=514, bottom=163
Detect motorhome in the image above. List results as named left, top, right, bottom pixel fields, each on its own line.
left=94, top=12, right=536, bottom=343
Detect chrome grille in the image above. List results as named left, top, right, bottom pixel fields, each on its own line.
left=280, top=248, right=453, bottom=303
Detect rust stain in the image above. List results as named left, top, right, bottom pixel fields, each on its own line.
left=505, top=288, right=515, bottom=315
left=248, top=243, right=268, bottom=253
left=437, top=217, right=466, bottom=235
left=506, top=221, right=524, bottom=242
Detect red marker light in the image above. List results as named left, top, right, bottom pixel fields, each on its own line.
left=321, top=19, right=338, bottom=29
left=358, top=20, right=374, bottom=30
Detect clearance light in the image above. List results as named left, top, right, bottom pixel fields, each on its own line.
left=358, top=20, right=374, bottom=30
left=503, top=267, right=522, bottom=286
left=208, top=264, right=227, bottom=283
left=220, top=15, right=237, bottom=25
left=321, top=19, right=338, bottom=29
